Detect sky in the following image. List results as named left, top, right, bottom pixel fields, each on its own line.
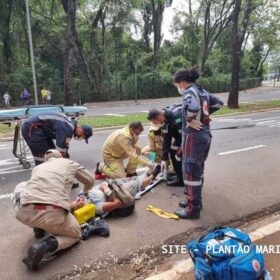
left=162, top=0, right=188, bottom=41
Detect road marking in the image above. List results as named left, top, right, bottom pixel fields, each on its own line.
left=145, top=219, right=280, bottom=280
left=249, top=116, right=280, bottom=123
left=0, top=169, right=29, bottom=175
left=218, top=145, right=266, bottom=155
left=0, top=193, right=12, bottom=200
left=104, top=113, right=126, bottom=117
left=215, top=118, right=251, bottom=123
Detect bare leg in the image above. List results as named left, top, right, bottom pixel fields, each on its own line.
left=141, top=174, right=154, bottom=188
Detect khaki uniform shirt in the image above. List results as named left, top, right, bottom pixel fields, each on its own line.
left=103, top=127, right=147, bottom=166
left=19, top=157, right=94, bottom=211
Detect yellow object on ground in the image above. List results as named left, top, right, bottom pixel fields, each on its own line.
left=74, top=204, right=96, bottom=224
left=146, top=205, right=179, bottom=220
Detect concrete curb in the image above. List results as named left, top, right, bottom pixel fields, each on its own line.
left=145, top=219, right=280, bottom=280
left=0, top=107, right=279, bottom=142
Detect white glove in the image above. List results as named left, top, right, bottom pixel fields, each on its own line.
left=175, top=154, right=181, bottom=162
left=160, top=161, right=167, bottom=172
left=187, top=119, right=203, bottom=130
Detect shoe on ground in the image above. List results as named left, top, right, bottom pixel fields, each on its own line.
left=95, top=162, right=108, bottom=179
left=22, top=237, right=58, bottom=270
left=179, top=200, right=203, bottom=210
left=174, top=209, right=200, bottom=219
left=167, top=178, right=184, bottom=187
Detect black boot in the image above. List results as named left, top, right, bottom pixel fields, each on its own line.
left=174, top=208, right=200, bottom=219
left=33, top=228, right=45, bottom=239
left=81, top=219, right=110, bottom=240
left=22, top=236, right=58, bottom=270
left=167, top=177, right=184, bottom=187
left=167, top=174, right=177, bottom=181
left=179, top=200, right=203, bottom=210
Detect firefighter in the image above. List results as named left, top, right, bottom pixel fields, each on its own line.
left=21, top=112, right=92, bottom=165
left=12, top=149, right=95, bottom=270
left=96, top=121, right=156, bottom=179
left=142, top=123, right=162, bottom=163
left=173, top=66, right=223, bottom=219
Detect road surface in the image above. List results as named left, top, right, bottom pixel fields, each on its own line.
left=85, top=86, right=280, bottom=116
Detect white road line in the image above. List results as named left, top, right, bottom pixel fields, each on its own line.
left=249, top=116, right=280, bottom=123
left=0, top=169, right=29, bottom=175
left=104, top=113, right=126, bottom=117
left=215, top=118, right=251, bottom=123
left=0, top=193, right=12, bottom=200
left=218, top=145, right=266, bottom=155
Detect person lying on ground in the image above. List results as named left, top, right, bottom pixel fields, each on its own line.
left=72, top=165, right=161, bottom=217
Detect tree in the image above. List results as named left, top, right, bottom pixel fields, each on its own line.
left=200, top=0, right=233, bottom=74
left=227, top=0, right=253, bottom=108
left=61, top=0, right=76, bottom=105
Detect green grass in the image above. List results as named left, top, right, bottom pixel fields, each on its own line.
left=212, top=99, right=280, bottom=116
left=79, top=113, right=149, bottom=128
left=1, top=99, right=280, bottom=136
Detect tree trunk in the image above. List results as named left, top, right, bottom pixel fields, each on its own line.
left=228, top=0, right=252, bottom=108
left=151, top=0, right=164, bottom=70
left=61, top=0, right=76, bottom=106
left=1, top=0, right=13, bottom=75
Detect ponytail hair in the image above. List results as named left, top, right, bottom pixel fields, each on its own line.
left=173, top=65, right=200, bottom=83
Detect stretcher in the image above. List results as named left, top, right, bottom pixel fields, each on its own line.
left=0, top=105, right=88, bottom=169
left=134, top=172, right=165, bottom=200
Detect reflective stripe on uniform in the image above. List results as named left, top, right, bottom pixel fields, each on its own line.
left=33, top=156, right=44, bottom=162
left=56, top=146, right=67, bottom=152
left=183, top=179, right=202, bottom=186
left=171, top=145, right=179, bottom=150
left=188, top=87, right=202, bottom=122
left=39, top=114, right=74, bottom=130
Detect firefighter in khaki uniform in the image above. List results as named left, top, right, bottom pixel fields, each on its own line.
left=142, top=123, right=162, bottom=163
left=12, top=149, right=95, bottom=270
left=97, top=121, right=155, bottom=179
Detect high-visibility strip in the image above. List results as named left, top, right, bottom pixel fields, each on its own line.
left=39, top=114, right=74, bottom=130
left=183, top=180, right=202, bottom=186
left=33, top=156, right=44, bottom=162
left=170, top=145, right=179, bottom=150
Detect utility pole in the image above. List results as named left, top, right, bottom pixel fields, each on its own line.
left=25, top=0, right=38, bottom=105
left=134, top=60, right=138, bottom=102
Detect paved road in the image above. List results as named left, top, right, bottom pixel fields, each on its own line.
left=85, top=86, right=280, bottom=116
left=0, top=110, right=280, bottom=279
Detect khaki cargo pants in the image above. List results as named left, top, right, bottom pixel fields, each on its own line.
left=14, top=203, right=81, bottom=252
left=100, top=146, right=142, bottom=179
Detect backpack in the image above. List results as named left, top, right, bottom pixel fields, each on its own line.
left=186, top=226, right=266, bottom=280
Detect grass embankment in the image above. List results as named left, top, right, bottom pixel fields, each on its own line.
left=1, top=100, right=280, bottom=136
